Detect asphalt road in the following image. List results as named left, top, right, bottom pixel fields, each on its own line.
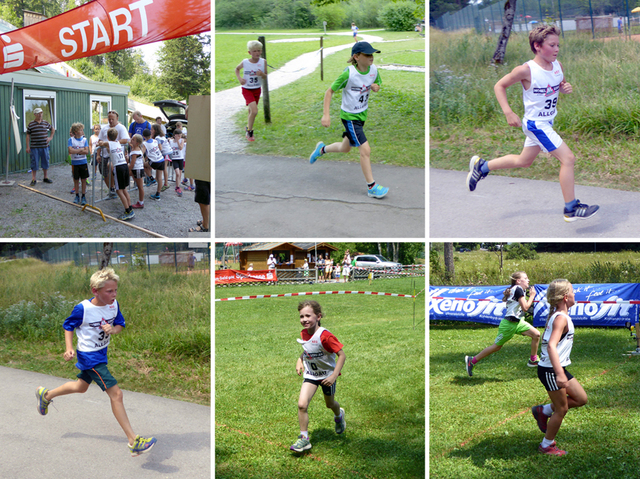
left=0, top=366, right=210, bottom=478
left=216, top=153, right=425, bottom=237
left=430, top=168, right=640, bottom=238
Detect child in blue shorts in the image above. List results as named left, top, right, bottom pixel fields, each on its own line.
left=309, top=42, right=389, bottom=199
left=35, top=268, right=156, bottom=457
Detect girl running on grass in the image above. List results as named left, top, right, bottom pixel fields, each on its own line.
left=532, top=279, right=587, bottom=456
left=465, top=271, right=540, bottom=376
left=309, top=41, right=388, bottom=199
left=290, top=301, right=346, bottom=453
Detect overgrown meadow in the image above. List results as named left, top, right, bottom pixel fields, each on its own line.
left=430, top=28, right=640, bottom=191
left=0, top=259, right=210, bottom=405
left=215, top=277, right=425, bottom=478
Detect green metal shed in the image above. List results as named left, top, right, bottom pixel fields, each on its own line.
left=0, top=70, right=129, bottom=175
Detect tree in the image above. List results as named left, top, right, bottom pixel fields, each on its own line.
left=157, top=35, right=210, bottom=100
left=493, top=0, right=517, bottom=64
left=379, top=1, right=418, bottom=31
left=444, top=242, right=454, bottom=281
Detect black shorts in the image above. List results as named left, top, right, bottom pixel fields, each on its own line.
left=150, top=160, right=165, bottom=171
left=304, top=377, right=336, bottom=396
left=72, top=163, right=89, bottom=180
left=538, top=365, right=574, bottom=392
left=194, top=180, right=210, bottom=206
left=172, top=159, right=184, bottom=171
left=341, top=119, right=367, bottom=147
left=131, top=168, right=145, bottom=179
left=113, top=164, right=130, bottom=191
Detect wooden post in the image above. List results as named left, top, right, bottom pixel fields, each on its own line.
left=320, top=36, right=324, bottom=81
left=258, top=36, right=271, bottom=123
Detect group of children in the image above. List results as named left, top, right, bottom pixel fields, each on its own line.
left=236, top=39, right=389, bottom=199
left=69, top=120, right=190, bottom=221
left=315, top=256, right=351, bottom=282
left=464, top=271, right=586, bottom=457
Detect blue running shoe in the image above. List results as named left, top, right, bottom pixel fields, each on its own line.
left=150, top=193, right=161, bottom=200
left=73, top=195, right=80, bottom=204
left=467, top=155, right=488, bottom=192
left=465, top=355, right=474, bottom=377
left=368, top=184, right=388, bottom=199
left=36, top=387, right=51, bottom=415
left=563, top=200, right=599, bottom=222
left=128, top=435, right=157, bottom=457
left=309, top=141, right=325, bottom=164
left=81, top=196, right=87, bottom=206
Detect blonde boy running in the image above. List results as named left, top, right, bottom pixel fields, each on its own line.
left=35, top=268, right=156, bottom=457
left=467, top=25, right=599, bottom=222
left=235, top=40, right=267, bottom=142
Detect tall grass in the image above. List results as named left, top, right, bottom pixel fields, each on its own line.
left=430, top=28, right=640, bottom=135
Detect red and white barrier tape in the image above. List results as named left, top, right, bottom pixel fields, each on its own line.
left=430, top=296, right=640, bottom=304
left=216, top=290, right=416, bottom=301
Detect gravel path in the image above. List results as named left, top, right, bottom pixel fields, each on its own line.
left=0, top=164, right=209, bottom=238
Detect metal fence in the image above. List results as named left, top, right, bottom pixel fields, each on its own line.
left=216, top=264, right=426, bottom=286
left=434, top=0, right=637, bottom=40
left=2, top=242, right=211, bottom=273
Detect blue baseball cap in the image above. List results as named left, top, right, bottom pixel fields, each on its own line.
left=352, top=41, right=380, bottom=55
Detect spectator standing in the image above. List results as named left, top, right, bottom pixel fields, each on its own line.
left=27, top=108, right=55, bottom=186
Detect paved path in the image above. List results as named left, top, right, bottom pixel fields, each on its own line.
left=430, top=168, right=640, bottom=238
left=216, top=153, right=424, bottom=237
left=215, top=32, right=425, bottom=237
left=0, top=366, right=210, bottom=478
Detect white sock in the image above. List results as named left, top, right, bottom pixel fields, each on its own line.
left=541, top=437, right=554, bottom=448
left=542, top=404, right=553, bottom=416
left=300, top=431, right=308, bottom=439
left=139, top=200, right=144, bottom=205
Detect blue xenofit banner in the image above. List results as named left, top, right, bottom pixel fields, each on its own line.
left=429, top=283, right=640, bottom=327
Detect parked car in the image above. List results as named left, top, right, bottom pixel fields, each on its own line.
left=153, top=99, right=187, bottom=138
left=353, top=254, right=402, bottom=271
left=459, top=248, right=470, bottom=253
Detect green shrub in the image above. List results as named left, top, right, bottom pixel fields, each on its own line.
left=314, top=3, right=347, bottom=30
left=505, top=243, right=538, bottom=260
left=378, top=1, right=417, bottom=31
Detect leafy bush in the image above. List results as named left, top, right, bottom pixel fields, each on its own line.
left=314, top=3, right=347, bottom=30
left=264, top=0, right=315, bottom=29
left=378, top=1, right=417, bottom=31
left=505, top=243, right=538, bottom=260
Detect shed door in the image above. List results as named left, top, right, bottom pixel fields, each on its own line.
left=91, top=95, right=112, bottom=128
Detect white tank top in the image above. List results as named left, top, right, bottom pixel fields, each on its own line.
left=522, top=59, right=563, bottom=122
left=169, top=139, right=184, bottom=160
left=242, top=58, right=266, bottom=89
left=146, top=139, right=163, bottom=163
left=504, top=285, right=525, bottom=320
left=75, top=299, right=119, bottom=353
left=297, top=327, right=337, bottom=380
left=539, top=311, right=574, bottom=368
left=130, top=148, right=144, bottom=170
left=108, top=141, right=127, bottom=167
left=341, top=64, right=378, bottom=115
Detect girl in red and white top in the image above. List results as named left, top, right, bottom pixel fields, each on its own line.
left=290, top=301, right=346, bottom=453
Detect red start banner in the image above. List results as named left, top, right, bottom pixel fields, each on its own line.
left=215, top=269, right=278, bottom=284
left=0, top=0, right=211, bottom=74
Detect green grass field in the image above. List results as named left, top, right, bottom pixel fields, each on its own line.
left=430, top=323, right=640, bottom=478
left=217, top=30, right=425, bottom=168
left=0, top=259, right=210, bottom=405
left=215, top=277, right=425, bottom=478
left=430, top=28, right=640, bottom=191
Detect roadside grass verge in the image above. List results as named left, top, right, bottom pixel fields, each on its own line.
left=430, top=28, right=640, bottom=191
left=215, top=277, right=425, bottom=478
left=0, top=258, right=210, bottom=405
